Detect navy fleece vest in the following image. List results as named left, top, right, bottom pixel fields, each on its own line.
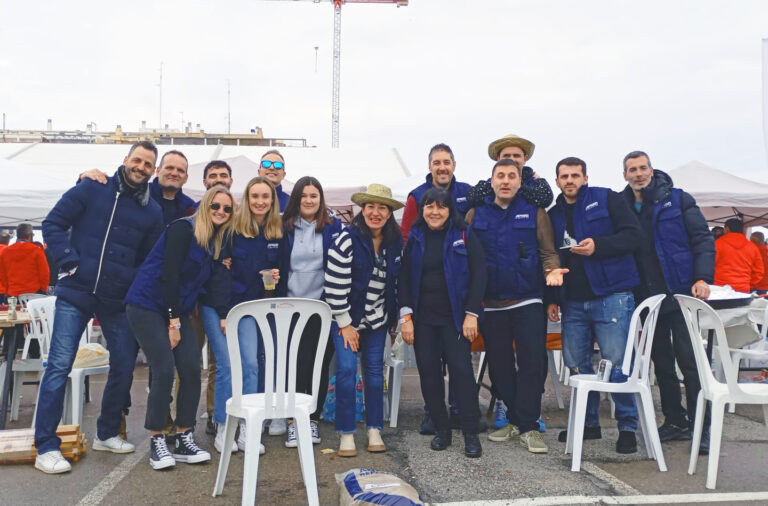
left=346, top=226, right=401, bottom=328
left=230, top=231, right=284, bottom=306
left=406, top=224, right=470, bottom=332
left=549, top=186, right=639, bottom=297
left=125, top=217, right=212, bottom=315
left=652, top=188, right=694, bottom=294
left=473, top=196, right=541, bottom=300
left=408, top=175, right=471, bottom=216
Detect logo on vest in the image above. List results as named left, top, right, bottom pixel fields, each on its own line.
left=452, top=239, right=465, bottom=248
left=267, top=243, right=279, bottom=249
left=332, top=232, right=340, bottom=239
left=585, top=202, right=599, bottom=211
left=515, top=214, right=530, bottom=220
left=456, top=197, right=467, bottom=203
left=662, top=201, right=672, bottom=208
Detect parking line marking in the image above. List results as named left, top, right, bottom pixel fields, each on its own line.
left=76, top=438, right=150, bottom=506
left=435, top=491, right=768, bottom=505
left=581, top=462, right=640, bottom=495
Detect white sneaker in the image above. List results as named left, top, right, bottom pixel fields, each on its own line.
left=93, top=435, right=136, bottom=454
left=238, top=420, right=265, bottom=455
left=35, top=450, right=72, bottom=474
left=214, top=424, right=238, bottom=453
left=268, top=418, right=287, bottom=436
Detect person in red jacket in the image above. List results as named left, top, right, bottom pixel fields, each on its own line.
left=749, top=231, right=768, bottom=292
left=714, top=218, right=764, bottom=293
left=0, top=223, right=50, bottom=297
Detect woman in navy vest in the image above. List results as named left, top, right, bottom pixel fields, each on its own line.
left=324, top=184, right=403, bottom=457
left=399, top=188, right=487, bottom=458
left=125, top=185, right=234, bottom=471
left=211, top=176, right=287, bottom=455
left=280, top=176, right=343, bottom=448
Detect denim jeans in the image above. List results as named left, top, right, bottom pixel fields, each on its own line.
left=201, top=305, right=262, bottom=424
left=562, top=292, right=638, bottom=432
left=35, top=298, right=139, bottom=454
left=333, top=325, right=386, bottom=433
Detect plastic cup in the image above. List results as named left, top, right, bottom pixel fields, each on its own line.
left=261, top=270, right=276, bottom=291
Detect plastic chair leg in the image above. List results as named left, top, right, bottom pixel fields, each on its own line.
left=570, top=385, right=589, bottom=472
left=212, top=414, right=239, bottom=497
left=241, top=414, right=265, bottom=506
left=635, top=392, right=653, bottom=459
left=705, top=400, right=725, bottom=489
left=294, top=411, right=320, bottom=506
left=389, top=362, right=403, bottom=428
left=639, top=388, right=666, bottom=471
left=688, top=390, right=706, bottom=476
left=548, top=351, right=564, bottom=409
left=202, top=340, right=209, bottom=371
left=11, top=371, right=24, bottom=421
left=69, top=371, right=84, bottom=427
left=565, top=384, right=578, bottom=455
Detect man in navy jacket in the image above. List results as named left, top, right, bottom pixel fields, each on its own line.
left=259, top=149, right=290, bottom=212
left=621, top=150, right=715, bottom=453
left=547, top=157, right=642, bottom=454
left=35, top=141, right=163, bottom=474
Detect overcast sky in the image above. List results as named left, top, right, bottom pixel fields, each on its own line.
left=2, top=0, right=767, bottom=191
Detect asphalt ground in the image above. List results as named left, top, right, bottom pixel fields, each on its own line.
left=1, top=361, right=767, bottom=505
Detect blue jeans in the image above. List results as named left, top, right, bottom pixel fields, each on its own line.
left=333, top=325, right=386, bottom=433
left=562, top=292, right=638, bottom=432
left=201, top=305, right=262, bottom=424
left=35, top=298, right=139, bottom=453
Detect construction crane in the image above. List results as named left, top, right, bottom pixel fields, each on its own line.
left=263, top=0, right=408, bottom=147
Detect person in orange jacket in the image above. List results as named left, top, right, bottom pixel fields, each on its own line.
left=749, top=231, right=768, bottom=292
left=0, top=223, right=49, bottom=297
left=714, top=218, right=764, bottom=293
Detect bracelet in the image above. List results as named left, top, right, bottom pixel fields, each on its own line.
left=168, top=321, right=181, bottom=330
left=398, top=314, right=412, bottom=325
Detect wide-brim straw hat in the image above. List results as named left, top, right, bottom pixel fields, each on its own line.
left=488, top=134, right=535, bottom=161
left=351, top=183, right=404, bottom=210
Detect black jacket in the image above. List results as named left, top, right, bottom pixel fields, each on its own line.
left=620, top=169, right=714, bottom=311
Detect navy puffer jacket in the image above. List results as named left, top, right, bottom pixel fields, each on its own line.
left=43, top=168, right=164, bottom=314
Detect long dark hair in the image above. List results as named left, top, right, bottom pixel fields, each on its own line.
left=283, top=176, right=334, bottom=233
left=412, top=188, right=466, bottom=231
left=351, top=204, right=401, bottom=246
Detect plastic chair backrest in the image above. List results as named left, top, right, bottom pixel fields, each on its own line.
left=225, top=298, right=332, bottom=419
left=675, top=295, right=743, bottom=398
left=26, top=296, right=57, bottom=358
left=621, top=294, right=665, bottom=382
left=19, top=293, right=47, bottom=308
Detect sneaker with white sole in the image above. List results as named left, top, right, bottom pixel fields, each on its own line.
left=238, top=420, right=265, bottom=455
left=149, top=434, right=175, bottom=470
left=493, top=400, right=508, bottom=429
left=214, top=424, right=238, bottom=453
left=268, top=418, right=287, bottom=436
left=172, top=429, right=211, bottom=464
left=35, top=450, right=71, bottom=474
left=285, top=422, right=298, bottom=448
left=487, top=423, right=520, bottom=442
left=520, top=429, right=548, bottom=454
left=93, top=435, right=136, bottom=454
left=310, top=421, right=321, bottom=444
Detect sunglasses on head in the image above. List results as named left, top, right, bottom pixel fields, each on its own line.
left=210, top=202, right=233, bottom=214
left=260, top=160, right=284, bottom=170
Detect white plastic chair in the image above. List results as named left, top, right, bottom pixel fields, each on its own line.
left=212, top=298, right=331, bottom=506
left=18, top=293, right=47, bottom=360
left=565, top=294, right=667, bottom=473
left=384, top=329, right=404, bottom=427
left=28, top=297, right=109, bottom=427
left=675, top=295, right=768, bottom=489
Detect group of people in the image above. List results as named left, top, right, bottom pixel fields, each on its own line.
left=25, top=131, right=728, bottom=475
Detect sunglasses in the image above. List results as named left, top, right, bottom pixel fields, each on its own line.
left=260, top=160, right=284, bottom=170
left=210, top=202, right=233, bottom=214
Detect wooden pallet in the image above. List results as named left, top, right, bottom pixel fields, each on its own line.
left=0, top=425, right=87, bottom=464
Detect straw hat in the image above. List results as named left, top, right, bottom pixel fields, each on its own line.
left=487, top=134, right=535, bottom=161
left=351, top=184, right=404, bottom=210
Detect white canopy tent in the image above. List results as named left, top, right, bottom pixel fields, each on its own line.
left=0, top=143, right=411, bottom=229
left=667, top=161, right=768, bottom=227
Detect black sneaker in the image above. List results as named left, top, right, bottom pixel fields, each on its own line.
left=616, top=431, right=637, bottom=454
left=657, top=422, right=691, bottom=442
left=558, top=426, right=602, bottom=443
left=430, top=430, right=452, bottom=451
left=206, top=418, right=216, bottom=436
left=150, top=434, right=175, bottom=470
left=419, top=413, right=436, bottom=435
left=464, top=433, right=482, bottom=458
left=172, top=429, right=211, bottom=464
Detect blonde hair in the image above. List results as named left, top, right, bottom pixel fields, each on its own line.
left=234, top=177, right=283, bottom=239
left=194, top=185, right=235, bottom=259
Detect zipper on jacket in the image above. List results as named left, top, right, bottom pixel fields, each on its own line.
left=93, top=191, right=120, bottom=294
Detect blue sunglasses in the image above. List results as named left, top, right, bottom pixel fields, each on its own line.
left=260, top=160, right=284, bottom=170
